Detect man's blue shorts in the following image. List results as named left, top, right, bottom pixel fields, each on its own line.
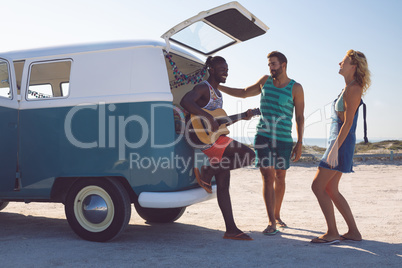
left=254, top=134, right=293, bottom=170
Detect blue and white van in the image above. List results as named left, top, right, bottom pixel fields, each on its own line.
left=0, top=2, right=268, bottom=241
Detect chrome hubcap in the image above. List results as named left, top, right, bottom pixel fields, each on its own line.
left=82, top=194, right=108, bottom=224
left=74, top=185, right=114, bottom=232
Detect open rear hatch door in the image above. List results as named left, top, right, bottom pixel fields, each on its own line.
left=161, top=1, right=269, bottom=56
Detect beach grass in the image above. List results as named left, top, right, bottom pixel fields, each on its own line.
left=355, top=140, right=402, bottom=153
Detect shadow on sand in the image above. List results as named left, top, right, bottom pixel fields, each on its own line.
left=0, top=212, right=401, bottom=267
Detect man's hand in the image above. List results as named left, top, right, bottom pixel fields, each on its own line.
left=291, top=142, right=302, bottom=162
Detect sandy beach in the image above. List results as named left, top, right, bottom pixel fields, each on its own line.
left=1, top=160, right=401, bottom=267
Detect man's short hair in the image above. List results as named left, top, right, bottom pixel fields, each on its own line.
left=267, top=51, right=287, bottom=65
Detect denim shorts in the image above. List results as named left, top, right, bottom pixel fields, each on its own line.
left=254, top=134, right=293, bottom=170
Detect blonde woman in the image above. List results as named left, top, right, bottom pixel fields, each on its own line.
left=311, top=50, right=371, bottom=244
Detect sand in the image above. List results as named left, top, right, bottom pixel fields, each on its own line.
left=0, top=160, right=401, bottom=267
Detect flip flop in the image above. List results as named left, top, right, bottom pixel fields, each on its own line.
left=262, top=226, right=279, bottom=236
left=310, top=237, right=340, bottom=245
left=223, top=232, right=253, bottom=241
left=340, top=235, right=362, bottom=241
left=194, top=167, right=212, bottom=194
left=276, top=220, right=288, bottom=228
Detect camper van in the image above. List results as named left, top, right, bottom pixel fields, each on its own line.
left=0, top=2, right=268, bottom=241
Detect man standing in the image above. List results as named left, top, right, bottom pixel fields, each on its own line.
left=218, top=51, right=304, bottom=235
left=180, top=56, right=255, bottom=240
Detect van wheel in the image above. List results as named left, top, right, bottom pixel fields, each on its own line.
left=65, top=178, right=131, bottom=242
left=134, top=204, right=186, bottom=223
left=0, top=201, right=9, bottom=211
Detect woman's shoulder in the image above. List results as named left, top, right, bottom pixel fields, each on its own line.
left=344, top=83, right=363, bottom=105
left=346, top=83, right=363, bottom=97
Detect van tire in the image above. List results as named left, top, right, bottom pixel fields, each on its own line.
left=134, top=204, right=186, bottom=223
left=0, top=201, right=9, bottom=211
left=65, top=178, right=131, bottom=242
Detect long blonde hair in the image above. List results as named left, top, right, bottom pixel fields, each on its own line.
left=347, top=49, right=371, bottom=94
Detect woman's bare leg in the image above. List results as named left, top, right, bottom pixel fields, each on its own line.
left=326, top=175, right=362, bottom=240
left=311, top=167, right=342, bottom=241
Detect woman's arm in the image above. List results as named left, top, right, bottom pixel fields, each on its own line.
left=326, top=84, right=363, bottom=167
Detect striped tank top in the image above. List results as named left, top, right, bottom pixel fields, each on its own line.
left=256, top=76, right=295, bottom=142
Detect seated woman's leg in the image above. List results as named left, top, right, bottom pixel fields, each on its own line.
left=221, top=140, right=255, bottom=170
left=196, top=139, right=255, bottom=192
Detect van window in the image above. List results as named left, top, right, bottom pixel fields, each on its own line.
left=171, top=21, right=234, bottom=55
left=27, top=60, right=71, bottom=99
left=0, top=60, right=12, bottom=99
left=28, top=84, right=53, bottom=98
left=61, top=82, right=69, bottom=96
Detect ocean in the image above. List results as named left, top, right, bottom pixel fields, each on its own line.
left=230, top=136, right=382, bottom=148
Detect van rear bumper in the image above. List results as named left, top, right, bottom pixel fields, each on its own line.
left=138, top=185, right=217, bottom=208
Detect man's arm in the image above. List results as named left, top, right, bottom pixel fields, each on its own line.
left=218, top=75, right=267, bottom=98
left=291, top=83, right=305, bottom=162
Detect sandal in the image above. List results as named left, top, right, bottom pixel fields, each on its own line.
left=194, top=167, right=212, bottom=194
left=276, top=219, right=288, bottom=228
left=311, top=237, right=340, bottom=245
left=223, top=232, right=253, bottom=241
left=262, top=226, right=279, bottom=236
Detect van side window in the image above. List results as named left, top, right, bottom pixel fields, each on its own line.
left=0, top=60, right=12, bottom=99
left=27, top=60, right=71, bottom=99
left=60, top=82, right=70, bottom=98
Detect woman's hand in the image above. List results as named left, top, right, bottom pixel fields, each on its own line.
left=244, top=109, right=254, bottom=120
left=326, top=146, right=339, bottom=168
left=206, top=115, right=220, bottom=132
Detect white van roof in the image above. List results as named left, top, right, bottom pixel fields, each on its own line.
left=2, top=2, right=268, bottom=60
left=0, top=40, right=193, bottom=61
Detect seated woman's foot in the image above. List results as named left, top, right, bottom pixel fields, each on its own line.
left=194, top=166, right=213, bottom=193
left=201, top=166, right=215, bottom=183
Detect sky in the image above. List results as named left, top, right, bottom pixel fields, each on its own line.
left=1, top=0, right=401, bottom=142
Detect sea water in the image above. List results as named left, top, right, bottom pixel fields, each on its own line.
left=230, top=136, right=377, bottom=148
